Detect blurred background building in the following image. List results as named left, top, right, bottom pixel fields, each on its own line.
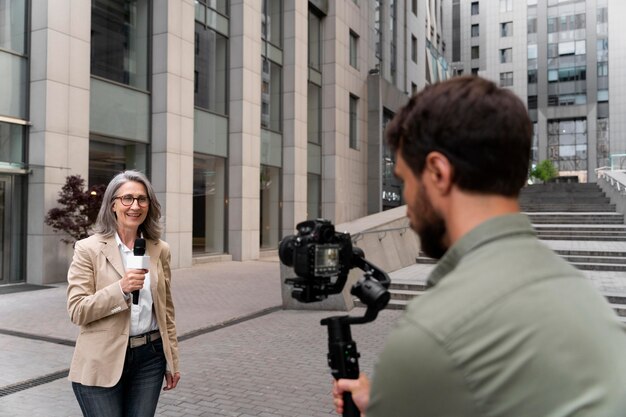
left=442, top=0, right=626, bottom=182
left=0, top=0, right=448, bottom=285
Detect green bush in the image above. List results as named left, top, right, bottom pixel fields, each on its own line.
left=530, top=160, right=558, bottom=183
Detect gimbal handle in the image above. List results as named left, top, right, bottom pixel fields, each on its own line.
left=322, top=250, right=391, bottom=417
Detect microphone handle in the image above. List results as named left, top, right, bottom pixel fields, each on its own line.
left=132, top=289, right=139, bottom=305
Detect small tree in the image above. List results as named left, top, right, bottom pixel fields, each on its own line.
left=45, top=175, right=106, bottom=244
left=530, top=159, right=558, bottom=183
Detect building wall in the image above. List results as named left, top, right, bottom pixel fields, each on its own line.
left=3, top=0, right=445, bottom=284
left=609, top=0, right=626, bottom=160
left=444, top=0, right=624, bottom=182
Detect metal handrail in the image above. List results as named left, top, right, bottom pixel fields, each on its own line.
left=596, top=167, right=626, bottom=193
left=350, top=225, right=410, bottom=243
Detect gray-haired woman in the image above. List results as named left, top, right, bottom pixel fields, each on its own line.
left=66, top=170, right=180, bottom=416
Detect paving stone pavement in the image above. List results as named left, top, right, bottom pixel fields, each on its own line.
left=1, top=237, right=624, bottom=417
left=0, top=259, right=402, bottom=417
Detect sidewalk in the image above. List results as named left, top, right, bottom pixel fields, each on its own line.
left=1, top=237, right=624, bottom=417
left=0, top=259, right=403, bottom=417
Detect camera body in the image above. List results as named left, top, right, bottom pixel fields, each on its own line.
left=279, top=219, right=353, bottom=302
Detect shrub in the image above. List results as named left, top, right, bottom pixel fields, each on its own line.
left=45, top=175, right=106, bottom=244
left=530, top=160, right=558, bottom=183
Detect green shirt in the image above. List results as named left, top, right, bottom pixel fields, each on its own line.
left=368, top=214, right=626, bottom=417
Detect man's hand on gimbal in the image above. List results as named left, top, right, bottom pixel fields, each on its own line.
left=332, top=372, right=371, bottom=416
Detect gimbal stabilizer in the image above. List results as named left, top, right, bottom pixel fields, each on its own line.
left=321, top=248, right=391, bottom=417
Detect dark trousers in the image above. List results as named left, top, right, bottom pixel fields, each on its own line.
left=72, top=338, right=166, bottom=417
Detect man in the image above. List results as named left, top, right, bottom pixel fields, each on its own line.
left=333, top=76, right=626, bottom=416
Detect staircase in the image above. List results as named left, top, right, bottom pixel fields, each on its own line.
left=371, top=183, right=626, bottom=324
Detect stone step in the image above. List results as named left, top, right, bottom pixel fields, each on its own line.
left=538, top=235, right=626, bottom=241
left=534, top=225, right=626, bottom=231
left=535, top=231, right=626, bottom=238
left=522, top=206, right=617, bottom=212
left=568, top=262, right=626, bottom=272
left=560, top=255, right=626, bottom=265
left=356, top=284, right=626, bottom=319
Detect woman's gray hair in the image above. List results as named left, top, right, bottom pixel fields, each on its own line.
left=93, top=170, right=163, bottom=240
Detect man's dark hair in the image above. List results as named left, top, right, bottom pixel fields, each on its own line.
left=386, top=76, right=532, bottom=197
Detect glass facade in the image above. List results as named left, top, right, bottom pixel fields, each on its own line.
left=260, top=0, right=282, bottom=248
left=193, top=0, right=230, bottom=255
left=193, top=155, right=226, bottom=254
left=194, top=23, right=228, bottom=115
left=261, top=59, right=282, bottom=132
left=0, top=0, right=28, bottom=120
left=596, top=118, right=609, bottom=169
left=260, top=165, right=281, bottom=249
left=548, top=119, right=587, bottom=172
left=382, top=110, right=402, bottom=210
left=88, top=139, right=149, bottom=187
left=349, top=94, right=358, bottom=150
left=308, top=7, right=322, bottom=222
left=91, top=0, right=149, bottom=90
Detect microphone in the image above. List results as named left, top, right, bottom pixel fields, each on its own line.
left=127, top=237, right=149, bottom=305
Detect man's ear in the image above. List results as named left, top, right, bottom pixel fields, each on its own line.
left=424, top=151, right=453, bottom=194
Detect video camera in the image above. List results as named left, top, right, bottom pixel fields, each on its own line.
left=279, top=219, right=392, bottom=417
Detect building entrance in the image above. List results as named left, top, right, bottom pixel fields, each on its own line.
left=0, top=175, right=25, bottom=285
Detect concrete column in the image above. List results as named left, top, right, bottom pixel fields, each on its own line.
left=28, top=0, right=91, bottom=284
left=229, top=0, right=263, bottom=260
left=151, top=0, right=195, bottom=268
left=282, top=0, right=309, bottom=234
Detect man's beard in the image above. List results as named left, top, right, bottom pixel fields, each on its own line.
left=415, top=185, right=448, bottom=260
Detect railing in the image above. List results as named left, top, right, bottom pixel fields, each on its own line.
left=596, top=167, right=626, bottom=193
left=350, top=226, right=410, bottom=243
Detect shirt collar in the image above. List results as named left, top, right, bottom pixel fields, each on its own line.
left=114, top=232, right=132, bottom=253
left=427, top=213, right=536, bottom=288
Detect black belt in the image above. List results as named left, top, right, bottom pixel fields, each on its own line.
left=129, top=330, right=160, bottom=348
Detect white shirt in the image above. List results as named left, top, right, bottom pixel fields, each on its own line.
left=115, top=233, right=159, bottom=336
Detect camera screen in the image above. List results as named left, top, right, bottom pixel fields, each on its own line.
left=314, top=244, right=340, bottom=276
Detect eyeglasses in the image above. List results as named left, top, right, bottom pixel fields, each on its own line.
left=114, top=194, right=150, bottom=208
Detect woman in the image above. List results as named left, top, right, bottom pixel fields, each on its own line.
left=67, top=170, right=180, bottom=417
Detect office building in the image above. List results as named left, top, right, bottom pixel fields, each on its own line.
left=443, top=0, right=626, bottom=182
left=0, top=0, right=447, bottom=285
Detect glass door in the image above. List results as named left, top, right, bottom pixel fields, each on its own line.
left=0, top=175, right=24, bottom=285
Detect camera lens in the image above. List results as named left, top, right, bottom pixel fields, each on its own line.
left=278, top=235, right=296, bottom=267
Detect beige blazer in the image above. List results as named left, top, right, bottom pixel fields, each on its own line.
left=66, top=234, right=179, bottom=387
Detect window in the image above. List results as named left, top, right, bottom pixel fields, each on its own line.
left=597, top=39, right=608, bottom=62
left=547, top=118, right=588, bottom=171
left=261, top=59, right=282, bottom=132
left=500, top=48, right=512, bottom=63
left=349, top=94, right=359, bottom=150
left=499, top=72, right=513, bottom=87
left=411, top=82, right=417, bottom=95
left=307, top=83, right=321, bottom=144
left=411, top=35, right=417, bottom=62
left=527, top=95, right=537, bottom=110
left=471, top=2, right=479, bottom=15
left=91, top=0, right=149, bottom=90
left=412, top=0, right=417, bottom=15
left=528, top=17, right=537, bottom=34
left=471, top=24, right=479, bottom=37
left=349, top=30, right=359, bottom=68
left=0, top=0, right=27, bottom=55
left=471, top=46, right=479, bottom=60
left=262, top=0, right=282, bottom=48
left=194, top=23, right=228, bottom=115
left=598, top=62, right=608, bottom=77
left=260, top=165, right=281, bottom=249
left=528, top=69, right=537, bottom=84
left=308, top=10, right=321, bottom=71
left=89, top=139, right=148, bottom=187
left=471, top=67, right=479, bottom=75
left=528, top=44, right=537, bottom=60
left=499, top=0, right=512, bottom=12
left=597, top=90, right=608, bottom=102
left=596, top=118, right=609, bottom=169
left=500, top=22, right=513, bottom=37
left=192, top=155, right=226, bottom=254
